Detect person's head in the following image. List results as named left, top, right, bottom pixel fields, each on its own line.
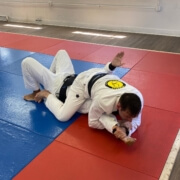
left=117, top=93, right=142, bottom=121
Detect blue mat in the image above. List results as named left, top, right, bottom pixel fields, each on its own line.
left=0, top=71, right=80, bottom=138
left=0, top=120, right=53, bottom=180
left=0, top=47, right=33, bottom=69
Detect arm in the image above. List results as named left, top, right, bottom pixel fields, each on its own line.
left=88, top=101, right=136, bottom=145
left=34, top=90, right=68, bottom=121
left=34, top=90, right=65, bottom=120
left=88, top=102, right=106, bottom=130
left=41, top=89, right=84, bottom=122
left=99, top=114, right=137, bottom=145
left=104, top=52, right=125, bottom=72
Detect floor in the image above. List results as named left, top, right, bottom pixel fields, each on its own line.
left=0, top=22, right=180, bottom=180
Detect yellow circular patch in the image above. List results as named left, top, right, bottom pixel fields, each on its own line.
left=105, top=80, right=126, bottom=89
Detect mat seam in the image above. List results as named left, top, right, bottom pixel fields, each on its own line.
left=54, top=139, right=158, bottom=179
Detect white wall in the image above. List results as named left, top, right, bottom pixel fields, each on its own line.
left=0, top=0, right=180, bottom=37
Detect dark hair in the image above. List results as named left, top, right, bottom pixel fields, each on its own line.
left=119, top=93, right=141, bottom=116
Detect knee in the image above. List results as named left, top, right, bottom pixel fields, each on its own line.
left=56, top=49, right=68, bottom=57
left=22, top=57, right=33, bottom=68
left=21, top=57, right=37, bottom=70
left=21, top=58, right=29, bottom=71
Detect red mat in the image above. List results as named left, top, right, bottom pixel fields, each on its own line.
left=122, top=70, right=180, bottom=113
left=3, top=35, right=62, bottom=52
left=82, top=46, right=148, bottom=68
left=57, top=107, right=180, bottom=178
left=133, top=51, right=180, bottom=75
left=41, top=40, right=103, bottom=60
left=14, top=107, right=180, bottom=179
left=0, top=32, right=29, bottom=47
left=14, top=140, right=157, bottom=180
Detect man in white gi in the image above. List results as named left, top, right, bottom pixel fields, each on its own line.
left=22, top=50, right=143, bottom=145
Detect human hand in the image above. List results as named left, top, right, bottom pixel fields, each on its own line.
left=113, top=125, right=127, bottom=140
left=113, top=125, right=136, bottom=145
left=122, top=136, right=136, bottom=145
left=34, top=90, right=50, bottom=103
left=111, top=52, right=125, bottom=67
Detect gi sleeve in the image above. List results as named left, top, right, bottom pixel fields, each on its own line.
left=104, top=62, right=114, bottom=73
left=88, top=101, right=105, bottom=129
left=45, top=94, right=64, bottom=120
left=88, top=100, right=117, bottom=133
left=98, top=112, right=142, bottom=136
left=99, top=114, right=118, bottom=133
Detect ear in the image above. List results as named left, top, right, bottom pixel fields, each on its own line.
left=117, top=102, right=121, bottom=110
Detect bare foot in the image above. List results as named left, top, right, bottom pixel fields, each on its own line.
left=23, top=90, right=40, bottom=101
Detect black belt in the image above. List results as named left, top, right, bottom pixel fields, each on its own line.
left=88, top=73, right=107, bottom=97
left=58, top=74, right=77, bottom=103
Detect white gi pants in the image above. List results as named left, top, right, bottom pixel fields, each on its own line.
left=21, top=50, right=75, bottom=95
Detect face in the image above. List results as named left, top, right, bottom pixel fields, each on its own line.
left=117, top=103, right=136, bottom=121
